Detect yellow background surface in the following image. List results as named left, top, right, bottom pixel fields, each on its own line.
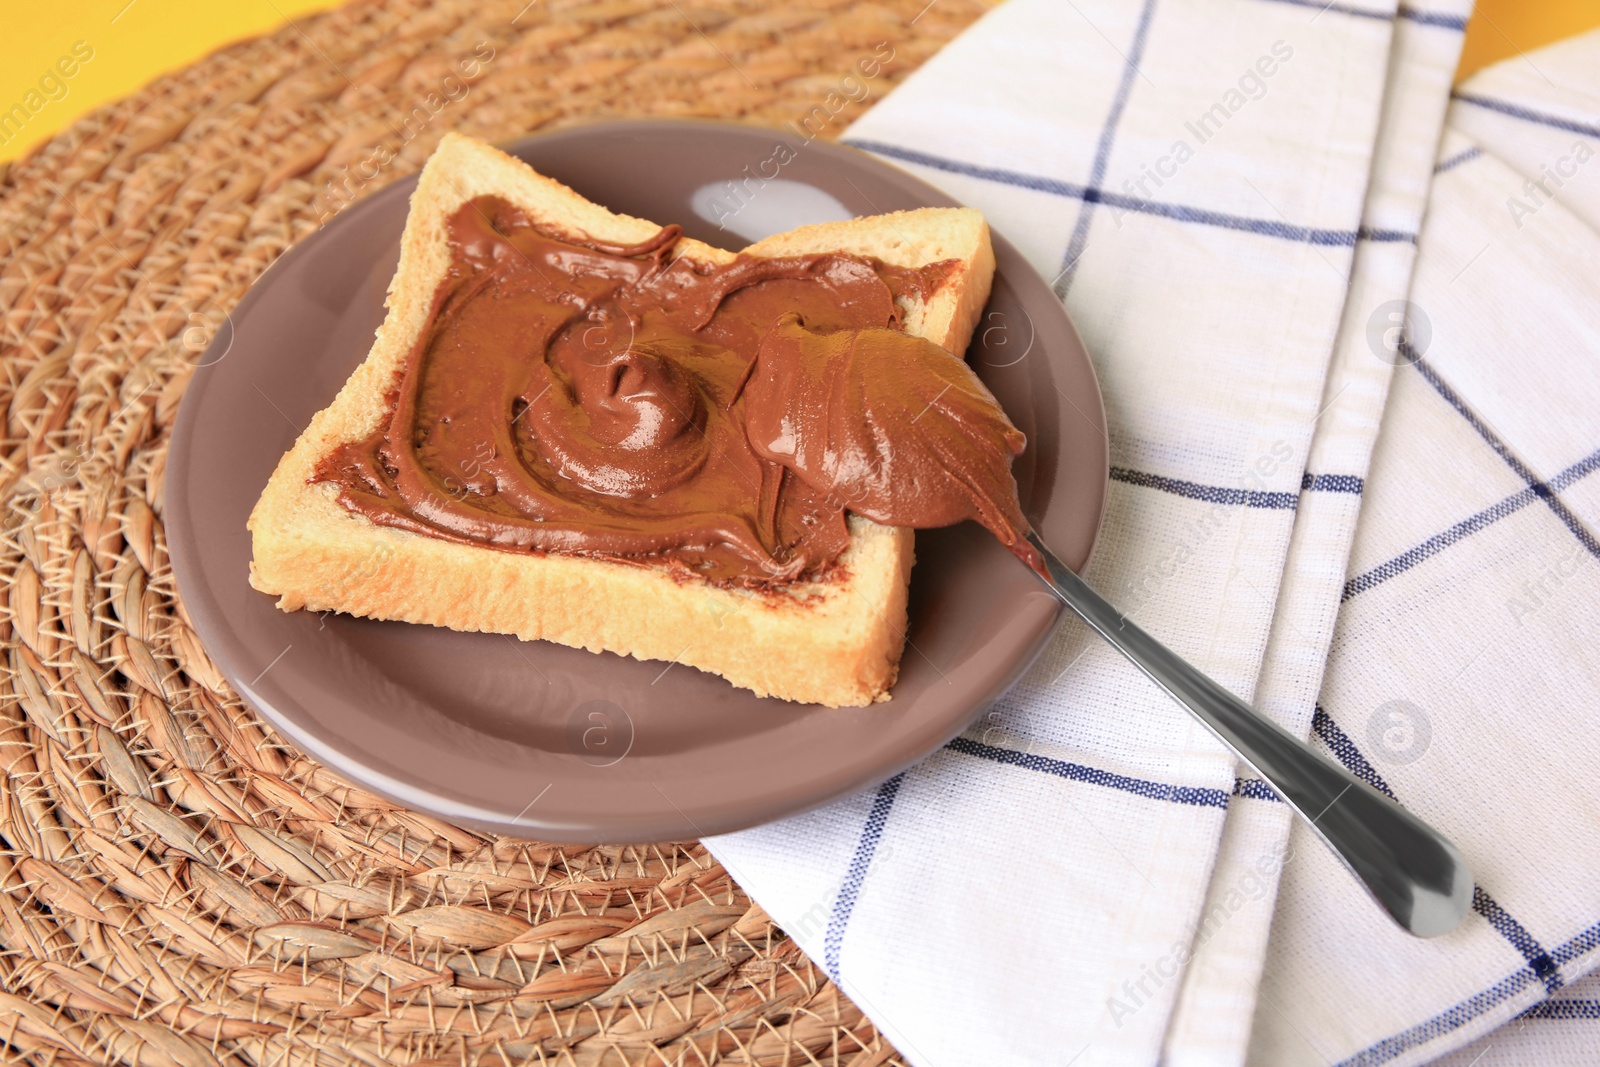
left=1, top=0, right=346, bottom=163
left=2, top=0, right=1599, bottom=163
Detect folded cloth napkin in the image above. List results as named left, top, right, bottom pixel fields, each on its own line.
left=1245, top=27, right=1600, bottom=1067
left=706, top=0, right=1471, bottom=1064
left=1165, top=5, right=1472, bottom=1064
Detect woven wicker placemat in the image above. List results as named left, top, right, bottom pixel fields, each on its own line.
left=0, top=1, right=993, bottom=1063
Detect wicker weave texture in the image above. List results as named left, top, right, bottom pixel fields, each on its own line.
left=0, top=1, right=993, bottom=1063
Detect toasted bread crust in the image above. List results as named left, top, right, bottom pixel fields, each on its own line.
left=248, top=133, right=994, bottom=707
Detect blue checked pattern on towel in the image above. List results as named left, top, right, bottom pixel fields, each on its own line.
left=703, top=4, right=1600, bottom=1066
left=1248, top=25, right=1600, bottom=1067
left=1164, top=4, right=1474, bottom=1061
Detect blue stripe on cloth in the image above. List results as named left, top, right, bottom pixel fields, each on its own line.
left=843, top=140, right=1411, bottom=247
left=1341, top=444, right=1600, bottom=601
left=843, top=139, right=1089, bottom=197
left=1312, top=707, right=1561, bottom=992
left=1303, top=472, right=1365, bottom=493
left=1310, top=706, right=1396, bottom=799
left=1056, top=0, right=1160, bottom=294
left=1554, top=919, right=1600, bottom=968
left=1255, top=0, right=1468, bottom=30
left=1434, top=146, right=1483, bottom=174
left=823, top=772, right=904, bottom=980
left=1091, top=192, right=1407, bottom=245
left=1341, top=917, right=1600, bottom=1065
left=1357, top=226, right=1420, bottom=244
left=947, top=737, right=1231, bottom=809
left=1338, top=969, right=1542, bottom=1067
left=1521, top=999, right=1600, bottom=1020
left=1255, top=0, right=1388, bottom=20
left=1550, top=451, right=1600, bottom=494
left=1412, top=358, right=1600, bottom=562
left=1342, top=484, right=1543, bottom=601
left=1398, top=6, right=1470, bottom=30
left=1474, top=887, right=1561, bottom=992
left=1453, top=91, right=1600, bottom=139
left=1111, top=466, right=1299, bottom=509
left=1233, top=777, right=1284, bottom=802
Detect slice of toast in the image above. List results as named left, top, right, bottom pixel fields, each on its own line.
left=248, top=132, right=995, bottom=707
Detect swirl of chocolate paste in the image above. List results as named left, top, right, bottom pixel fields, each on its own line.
left=314, top=196, right=1042, bottom=587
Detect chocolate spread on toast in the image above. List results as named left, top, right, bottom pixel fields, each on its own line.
left=313, top=197, right=1040, bottom=586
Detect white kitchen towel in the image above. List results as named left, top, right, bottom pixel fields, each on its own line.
left=1247, top=30, right=1600, bottom=1067
left=1164, top=6, right=1471, bottom=1065
left=704, top=1, right=1460, bottom=1064
left=1439, top=46, right=1600, bottom=1067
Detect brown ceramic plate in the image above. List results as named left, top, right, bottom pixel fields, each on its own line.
left=166, top=119, right=1108, bottom=843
